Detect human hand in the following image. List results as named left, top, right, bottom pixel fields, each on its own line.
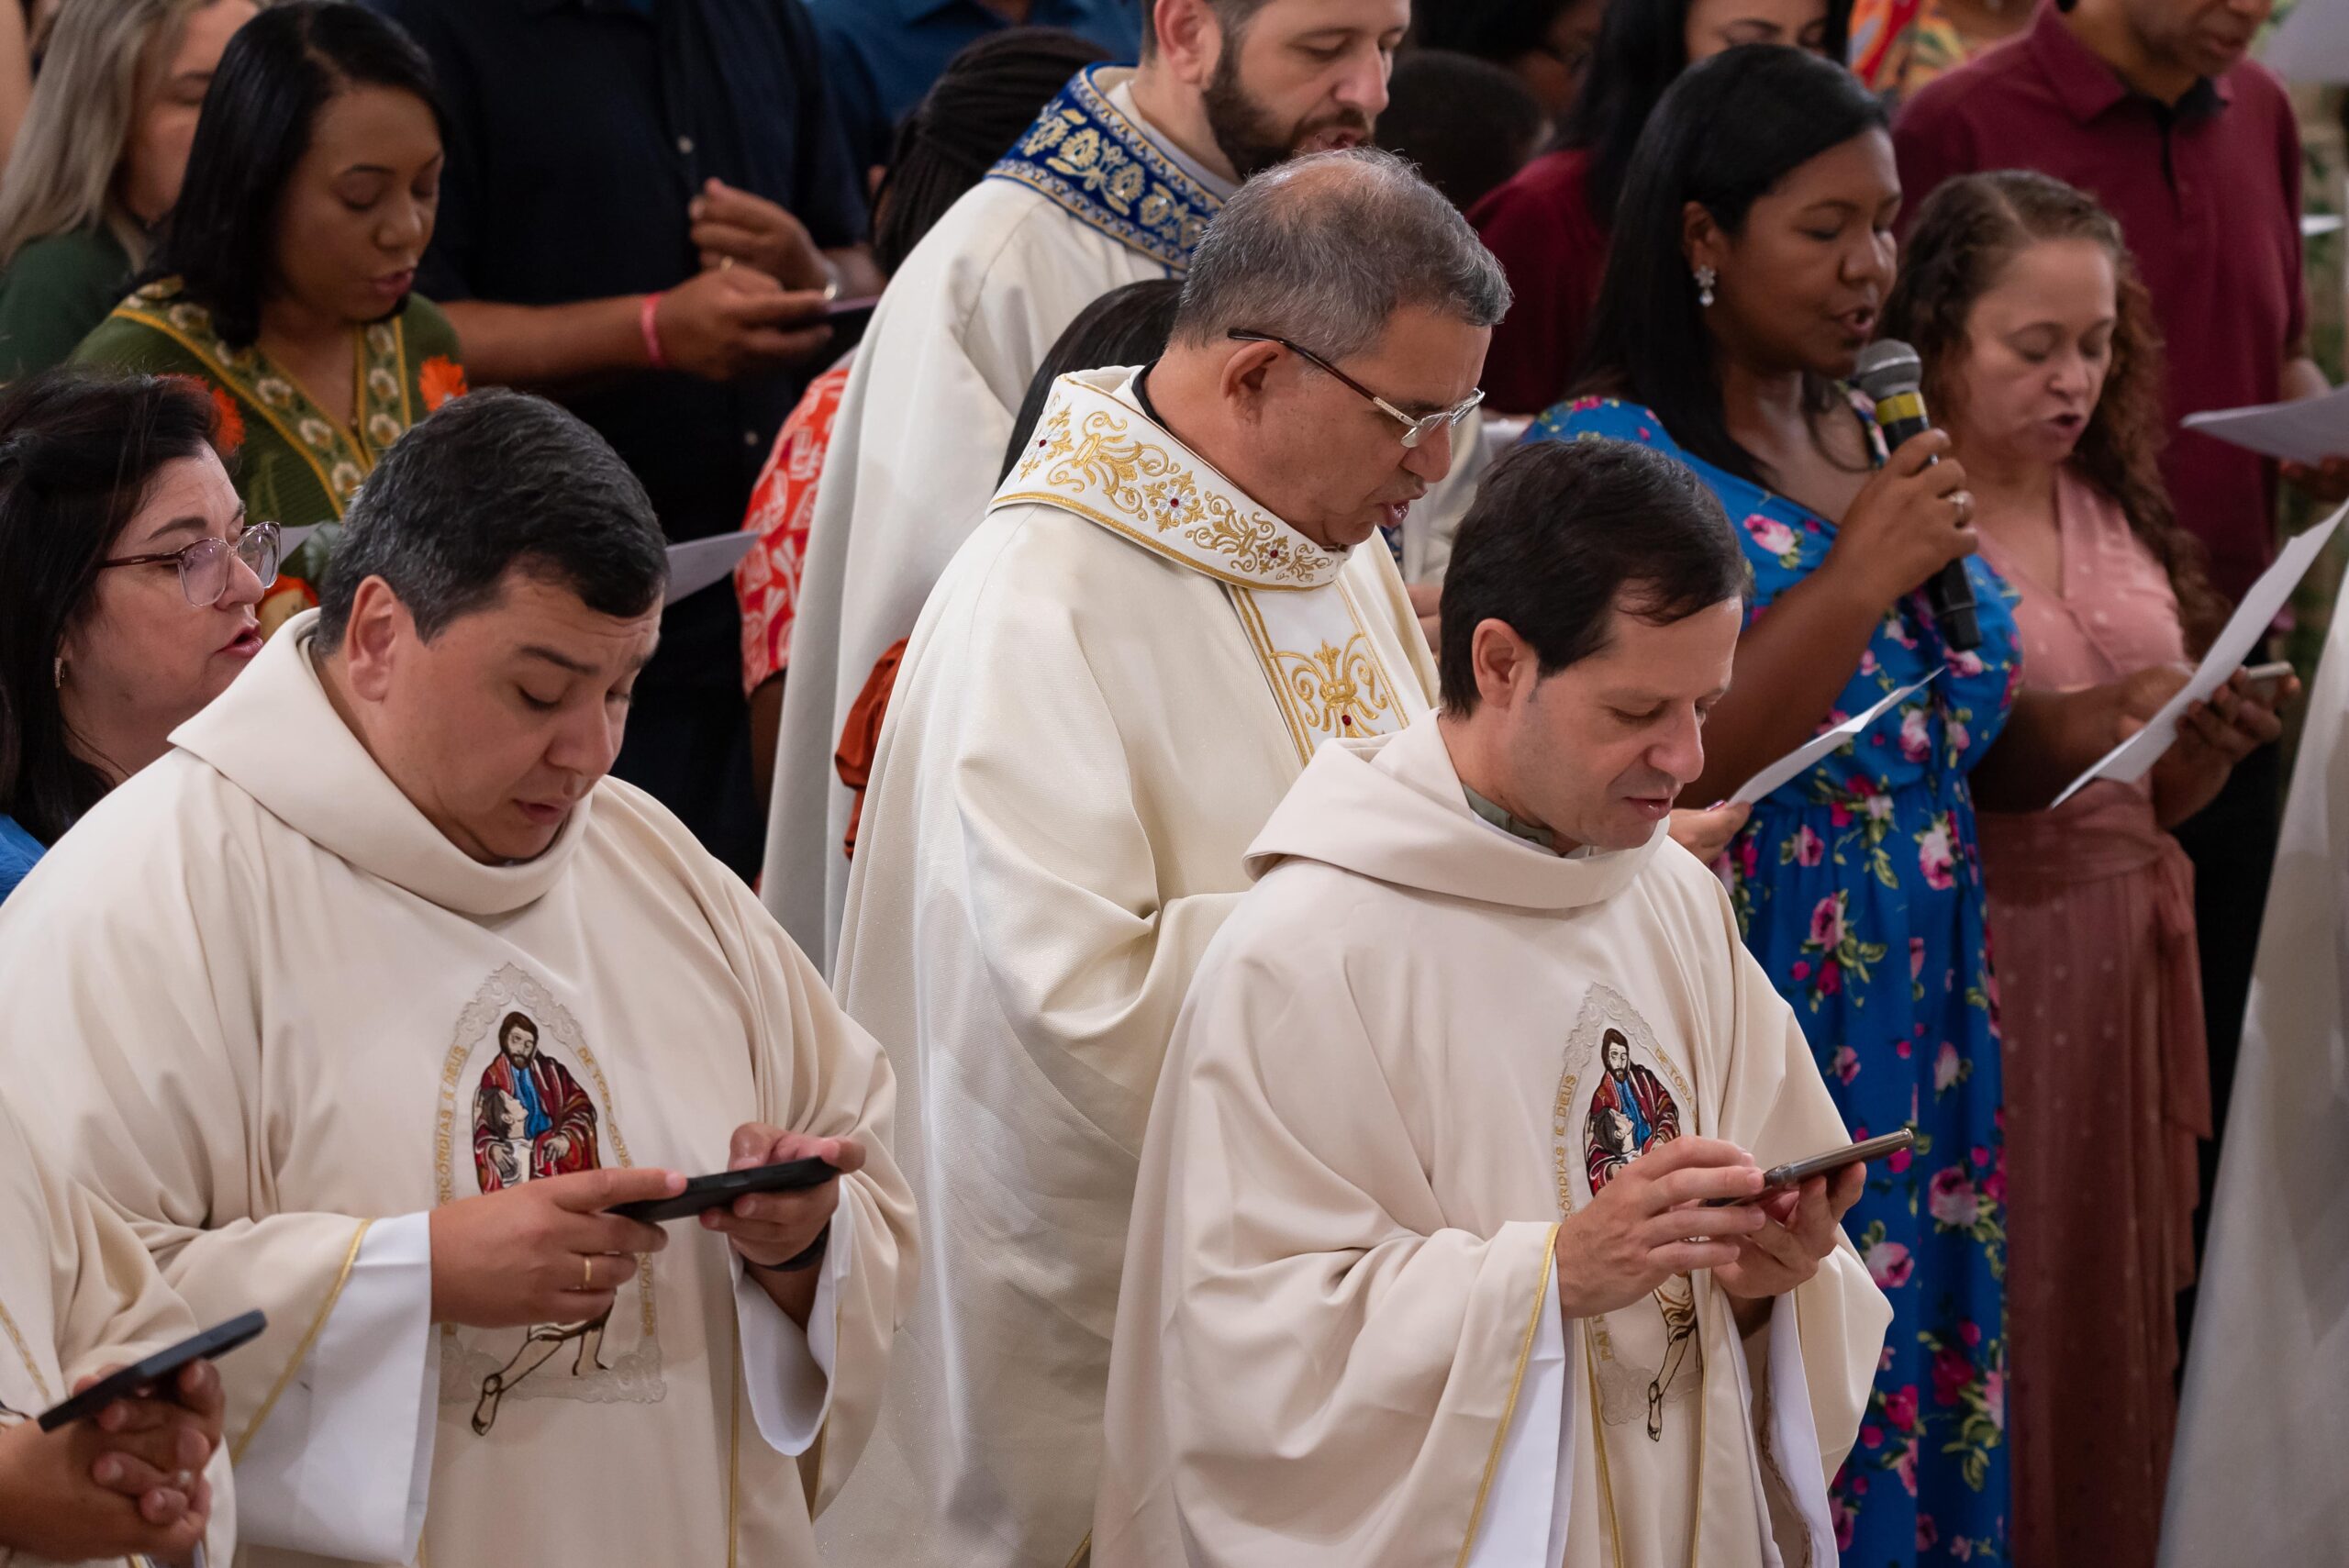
left=429, top=1165, right=683, bottom=1328
left=1554, top=1137, right=1766, bottom=1318
left=2281, top=456, right=2349, bottom=505
left=690, top=178, right=831, bottom=291
left=654, top=267, right=833, bottom=383
left=1668, top=801, right=1750, bottom=863
left=1823, top=429, right=1976, bottom=608
left=701, top=1124, right=860, bottom=1271
left=0, top=1363, right=219, bottom=1563
left=2145, top=667, right=2292, bottom=828
left=1405, top=579, right=1441, bottom=650
left=1714, top=1161, right=1865, bottom=1303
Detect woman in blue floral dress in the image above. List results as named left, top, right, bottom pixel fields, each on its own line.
left=1523, top=49, right=2042, bottom=1563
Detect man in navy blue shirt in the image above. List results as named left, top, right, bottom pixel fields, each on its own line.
left=805, top=0, right=1144, bottom=172
left=368, top=0, right=884, bottom=880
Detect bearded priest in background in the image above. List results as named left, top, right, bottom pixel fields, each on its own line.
left=819, top=150, right=1500, bottom=1567
left=1097, top=438, right=1891, bottom=1568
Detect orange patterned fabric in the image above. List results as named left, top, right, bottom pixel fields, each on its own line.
left=833, top=636, right=907, bottom=862
left=735, top=359, right=852, bottom=695
left=419, top=355, right=468, bottom=412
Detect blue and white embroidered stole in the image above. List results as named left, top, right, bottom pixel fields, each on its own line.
left=985, top=66, right=1224, bottom=272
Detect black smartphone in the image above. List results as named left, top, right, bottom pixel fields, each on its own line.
left=37, top=1310, right=267, bottom=1431
left=607, top=1157, right=839, bottom=1224
left=1705, top=1129, right=1914, bottom=1207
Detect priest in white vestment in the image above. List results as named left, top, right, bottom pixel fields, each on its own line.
left=2161, top=572, right=2349, bottom=1564
left=764, top=0, right=1497, bottom=967
left=1097, top=437, right=1890, bottom=1567
left=817, top=150, right=1504, bottom=1568
left=0, top=1096, right=234, bottom=1567
left=0, top=393, right=915, bottom=1568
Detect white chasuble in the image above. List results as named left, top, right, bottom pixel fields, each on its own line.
left=0, top=616, right=916, bottom=1568
left=763, top=64, right=1490, bottom=970
left=0, top=1098, right=236, bottom=1568
left=1094, top=718, right=1890, bottom=1568
left=818, top=365, right=1436, bottom=1568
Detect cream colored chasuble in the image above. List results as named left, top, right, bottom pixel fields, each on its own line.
left=1094, top=718, right=1890, bottom=1568
left=998, top=368, right=1419, bottom=761
left=819, top=364, right=1436, bottom=1568
left=0, top=616, right=916, bottom=1568
left=0, top=1098, right=236, bottom=1568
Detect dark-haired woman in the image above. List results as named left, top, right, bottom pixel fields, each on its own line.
left=1527, top=46, right=2018, bottom=1562
left=73, top=0, right=459, bottom=632
left=1469, top=0, right=1847, bottom=414
left=1885, top=171, right=2284, bottom=1568
left=0, top=368, right=274, bottom=903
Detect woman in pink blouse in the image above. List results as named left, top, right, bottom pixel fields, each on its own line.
left=1883, top=170, right=2290, bottom=1568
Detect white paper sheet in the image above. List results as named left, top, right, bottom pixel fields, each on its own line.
left=2264, top=0, right=2349, bottom=83
left=2179, top=383, right=2349, bottom=467
left=2052, top=500, right=2349, bottom=807
left=665, top=531, right=759, bottom=601
left=1730, top=669, right=1943, bottom=806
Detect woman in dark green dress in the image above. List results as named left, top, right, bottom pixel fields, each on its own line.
left=73, top=1, right=463, bottom=630
left=0, top=0, right=257, bottom=378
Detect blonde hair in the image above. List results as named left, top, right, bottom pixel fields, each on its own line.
left=0, top=0, right=227, bottom=270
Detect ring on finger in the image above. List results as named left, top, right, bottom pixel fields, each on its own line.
left=581, top=1254, right=594, bottom=1292
left=1950, top=488, right=1975, bottom=525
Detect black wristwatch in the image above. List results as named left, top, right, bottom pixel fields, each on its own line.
left=750, top=1222, right=830, bottom=1274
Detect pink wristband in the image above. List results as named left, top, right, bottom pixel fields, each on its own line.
left=640, top=292, right=668, bottom=371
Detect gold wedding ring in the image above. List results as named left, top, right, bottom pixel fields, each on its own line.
left=581, top=1254, right=594, bottom=1292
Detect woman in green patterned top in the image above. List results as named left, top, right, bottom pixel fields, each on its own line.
left=0, top=0, right=258, bottom=380
left=74, top=1, right=463, bottom=633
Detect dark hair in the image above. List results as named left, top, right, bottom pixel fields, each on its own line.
left=1439, top=437, right=1748, bottom=716
left=498, top=1011, right=538, bottom=1044
left=1563, top=0, right=1851, bottom=227
left=1415, top=0, right=1586, bottom=61
left=1574, top=45, right=1886, bottom=488
left=1883, top=171, right=2227, bottom=650
left=0, top=369, right=218, bottom=844
left=152, top=1, right=442, bottom=349
left=1141, top=0, right=1272, bottom=58
left=1000, top=280, right=1186, bottom=483
left=1374, top=50, right=1546, bottom=212
left=872, top=28, right=1116, bottom=277
left=317, top=389, right=668, bottom=647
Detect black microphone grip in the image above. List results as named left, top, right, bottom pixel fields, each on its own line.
left=1877, top=408, right=1981, bottom=654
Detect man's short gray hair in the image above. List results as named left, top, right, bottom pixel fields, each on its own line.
left=1173, top=147, right=1512, bottom=360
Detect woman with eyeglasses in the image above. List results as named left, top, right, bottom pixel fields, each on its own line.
left=0, top=368, right=274, bottom=904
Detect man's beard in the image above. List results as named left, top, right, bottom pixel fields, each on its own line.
left=1200, top=48, right=1374, bottom=181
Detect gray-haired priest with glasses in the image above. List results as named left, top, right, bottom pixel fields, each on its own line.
left=813, top=148, right=1498, bottom=1568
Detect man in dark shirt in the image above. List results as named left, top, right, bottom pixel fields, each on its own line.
left=804, top=0, right=1143, bottom=172
left=1892, top=0, right=2344, bottom=1356
left=368, top=0, right=885, bottom=880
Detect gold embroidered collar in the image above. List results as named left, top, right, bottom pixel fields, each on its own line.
left=993, top=367, right=1348, bottom=593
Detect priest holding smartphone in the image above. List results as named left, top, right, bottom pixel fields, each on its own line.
left=0, top=391, right=914, bottom=1568
left=1095, top=439, right=1890, bottom=1568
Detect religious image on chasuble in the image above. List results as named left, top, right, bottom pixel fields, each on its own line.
left=0, top=617, right=914, bottom=1568
left=1094, top=717, right=1890, bottom=1568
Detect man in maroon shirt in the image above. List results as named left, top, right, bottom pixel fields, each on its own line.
left=1892, top=0, right=2343, bottom=1358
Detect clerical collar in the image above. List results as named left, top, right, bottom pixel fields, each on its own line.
left=1463, top=784, right=1598, bottom=859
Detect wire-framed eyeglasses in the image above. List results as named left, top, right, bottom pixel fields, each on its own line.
left=1228, top=329, right=1485, bottom=450
left=100, top=521, right=282, bottom=606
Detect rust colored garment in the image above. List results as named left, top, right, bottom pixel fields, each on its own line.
left=1975, top=469, right=2209, bottom=1568
left=835, top=638, right=908, bottom=860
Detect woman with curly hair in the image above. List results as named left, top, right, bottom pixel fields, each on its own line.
left=1882, top=168, right=2287, bottom=1568
left=72, top=1, right=462, bottom=632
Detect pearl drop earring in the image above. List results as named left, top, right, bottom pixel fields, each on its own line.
left=1694, top=265, right=1719, bottom=308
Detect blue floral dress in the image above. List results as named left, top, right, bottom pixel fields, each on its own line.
left=1528, top=396, right=2018, bottom=1566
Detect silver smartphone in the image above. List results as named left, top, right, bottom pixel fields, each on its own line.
left=1705, top=1129, right=1914, bottom=1207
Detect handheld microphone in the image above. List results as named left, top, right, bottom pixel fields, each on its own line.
left=1853, top=339, right=1981, bottom=653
